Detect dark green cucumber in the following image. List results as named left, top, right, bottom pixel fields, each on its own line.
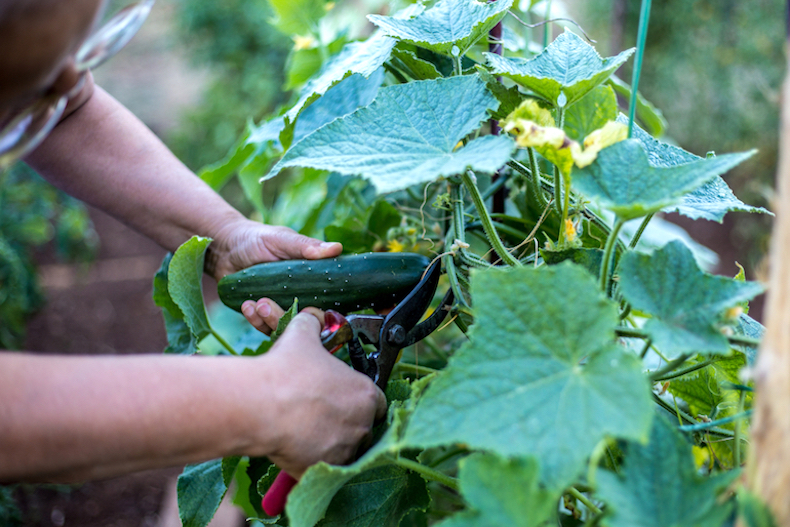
left=218, top=252, right=431, bottom=313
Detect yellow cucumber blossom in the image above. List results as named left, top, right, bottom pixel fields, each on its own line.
left=387, top=239, right=406, bottom=253
left=572, top=121, right=628, bottom=168
left=563, top=218, right=577, bottom=243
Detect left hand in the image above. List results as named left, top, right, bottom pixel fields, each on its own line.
left=205, top=218, right=342, bottom=282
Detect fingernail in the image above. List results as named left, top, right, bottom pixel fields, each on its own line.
left=258, top=301, right=272, bottom=317
left=242, top=303, right=254, bottom=317
left=320, top=242, right=337, bottom=249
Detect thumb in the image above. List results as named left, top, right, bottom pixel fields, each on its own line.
left=271, top=311, right=324, bottom=352
left=265, top=229, right=343, bottom=261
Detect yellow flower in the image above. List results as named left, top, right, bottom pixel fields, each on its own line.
left=292, top=34, right=317, bottom=51
left=572, top=121, right=628, bottom=168
left=564, top=218, right=577, bottom=243
left=387, top=239, right=406, bottom=253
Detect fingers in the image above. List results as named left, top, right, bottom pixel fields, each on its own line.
left=264, top=228, right=342, bottom=261
left=241, top=298, right=285, bottom=335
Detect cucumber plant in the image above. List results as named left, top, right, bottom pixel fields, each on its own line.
left=157, top=0, right=774, bottom=525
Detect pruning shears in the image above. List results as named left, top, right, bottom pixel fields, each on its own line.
left=262, top=259, right=454, bottom=516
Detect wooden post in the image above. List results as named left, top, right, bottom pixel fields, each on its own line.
left=745, top=40, right=790, bottom=523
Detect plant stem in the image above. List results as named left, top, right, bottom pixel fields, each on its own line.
left=728, top=334, right=762, bottom=347
left=627, top=0, right=652, bottom=138
left=734, top=389, right=747, bottom=466
left=652, top=394, right=734, bottom=437
left=652, top=357, right=716, bottom=382
left=395, top=362, right=440, bottom=376
left=568, top=487, right=602, bottom=515
left=444, top=253, right=471, bottom=309
left=461, top=171, right=521, bottom=266
left=616, top=326, right=648, bottom=339
left=465, top=173, right=508, bottom=215
left=429, top=445, right=469, bottom=468
left=639, top=338, right=652, bottom=359
left=628, top=213, right=654, bottom=249
left=210, top=329, right=238, bottom=356
left=453, top=53, right=463, bottom=76
left=648, top=354, right=692, bottom=381
left=599, top=218, right=624, bottom=293
left=678, top=410, right=753, bottom=433
left=394, top=456, right=460, bottom=491
left=528, top=148, right=548, bottom=208
left=542, top=0, right=553, bottom=48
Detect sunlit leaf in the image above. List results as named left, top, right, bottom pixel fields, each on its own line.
left=622, top=118, right=770, bottom=222
left=485, top=31, right=634, bottom=107
left=153, top=253, right=198, bottom=355
left=267, top=76, right=515, bottom=194
left=572, top=139, right=755, bottom=221
left=368, top=0, right=513, bottom=56
left=564, top=85, right=618, bottom=142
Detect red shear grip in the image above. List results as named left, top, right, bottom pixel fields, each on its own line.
left=262, top=471, right=298, bottom=516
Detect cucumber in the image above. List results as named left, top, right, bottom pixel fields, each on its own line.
left=218, top=252, right=431, bottom=313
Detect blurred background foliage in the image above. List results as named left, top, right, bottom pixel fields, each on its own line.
left=578, top=0, right=783, bottom=268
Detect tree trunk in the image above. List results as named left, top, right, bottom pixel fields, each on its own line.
left=746, top=46, right=790, bottom=524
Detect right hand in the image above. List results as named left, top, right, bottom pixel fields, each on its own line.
left=253, top=308, right=387, bottom=479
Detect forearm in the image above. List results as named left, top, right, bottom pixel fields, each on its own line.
left=25, top=85, right=245, bottom=254
left=0, top=352, right=274, bottom=483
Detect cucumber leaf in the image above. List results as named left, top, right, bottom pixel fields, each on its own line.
left=168, top=236, right=213, bottom=340
left=437, top=453, right=559, bottom=527
left=597, top=416, right=737, bottom=527
left=316, top=465, right=429, bottom=527
left=389, top=46, right=443, bottom=80
left=572, top=139, right=755, bottom=221
left=622, top=117, right=771, bottom=222
left=368, top=0, right=513, bottom=56
left=286, top=384, right=421, bottom=527
left=153, top=253, right=198, bottom=355
left=563, top=85, right=618, bottom=142
left=484, top=31, right=634, bottom=107
left=402, top=264, right=653, bottom=489
left=267, top=76, right=515, bottom=194
left=282, top=32, right=396, bottom=147
left=617, top=241, right=764, bottom=357
left=177, top=456, right=241, bottom=527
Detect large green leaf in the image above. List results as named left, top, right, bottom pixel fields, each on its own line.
left=389, top=46, right=442, bottom=80
left=282, top=32, right=396, bottom=146
left=484, top=31, right=634, bottom=107
left=597, top=416, right=737, bottom=527
left=153, top=254, right=198, bottom=355
left=168, top=236, right=213, bottom=340
left=437, top=454, right=558, bottom=527
left=621, top=117, right=770, bottom=222
left=368, top=0, right=513, bottom=56
left=177, top=457, right=241, bottom=527
left=617, top=241, right=764, bottom=357
left=286, top=383, right=424, bottom=527
left=572, top=139, right=755, bottom=221
left=402, top=264, right=653, bottom=488
left=563, top=85, right=618, bottom=142
left=267, top=76, right=515, bottom=194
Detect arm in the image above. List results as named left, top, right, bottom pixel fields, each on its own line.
left=0, top=312, right=386, bottom=483
left=25, top=83, right=340, bottom=279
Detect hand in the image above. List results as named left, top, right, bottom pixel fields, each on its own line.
left=205, top=218, right=342, bottom=281
left=257, top=311, right=387, bottom=478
